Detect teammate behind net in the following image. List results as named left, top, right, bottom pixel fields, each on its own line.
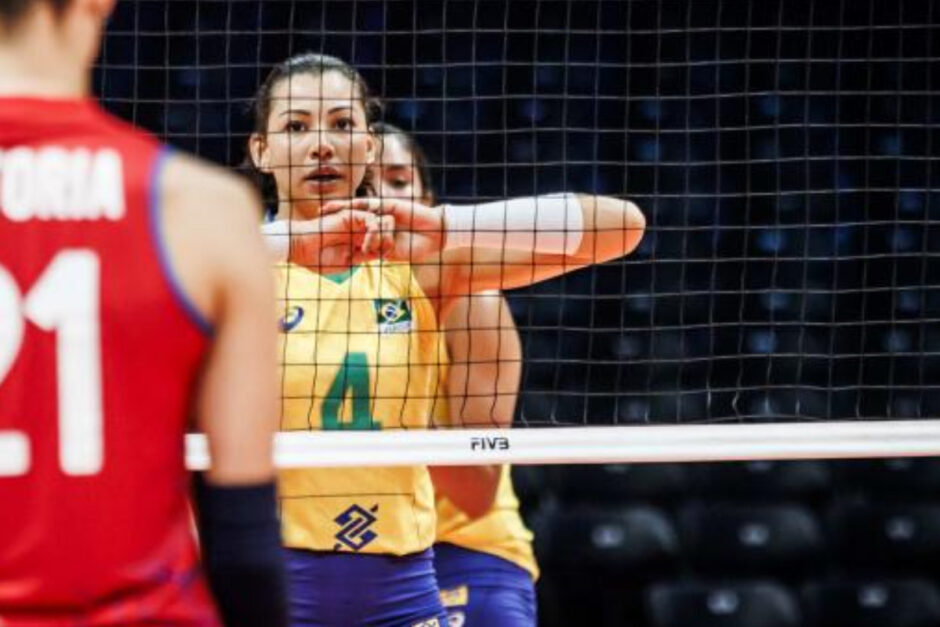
left=0, top=1, right=286, bottom=625
left=370, top=122, right=539, bottom=626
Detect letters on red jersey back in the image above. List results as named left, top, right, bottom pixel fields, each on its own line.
left=0, top=146, right=125, bottom=222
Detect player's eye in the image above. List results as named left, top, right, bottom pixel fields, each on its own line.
left=390, top=179, right=409, bottom=189
left=285, top=120, right=307, bottom=133
left=334, top=117, right=355, bottom=131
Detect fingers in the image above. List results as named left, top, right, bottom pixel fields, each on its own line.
left=319, top=199, right=443, bottom=236
left=361, top=216, right=380, bottom=257
left=315, top=209, right=374, bottom=246
left=294, top=202, right=443, bottom=265
left=321, top=198, right=382, bottom=216
left=319, top=198, right=386, bottom=216
left=317, top=202, right=342, bottom=216
left=319, top=200, right=348, bottom=215
left=378, top=215, right=396, bottom=257
left=321, top=197, right=398, bottom=216
left=360, top=214, right=397, bottom=258
left=348, top=197, right=387, bottom=214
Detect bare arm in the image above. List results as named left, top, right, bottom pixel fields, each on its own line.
left=429, top=292, right=521, bottom=518
left=261, top=210, right=395, bottom=273
left=159, top=154, right=286, bottom=626
left=439, top=194, right=646, bottom=296
left=444, top=291, right=521, bottom=428
left=160, top=154, right=278, bottom=484
left=305, top=193, right=645, bottom=319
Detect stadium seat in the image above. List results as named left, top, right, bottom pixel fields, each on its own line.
left=802, top=579, right=940, bottom=627
left=551, top=463, right=690, bottom=503
left=827, top=502, right=940, bottom=572
left=689, top=460, right=831, bottom=500
left=646, top=580, right=802, bottom=627
left=532, top=504, right=680, bottom=576
left=832, top=458, right=940, bottom=497
left=678, top=503, right=824, bottom=576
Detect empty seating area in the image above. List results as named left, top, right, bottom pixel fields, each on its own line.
left=518, top=459, right=940, bottom=627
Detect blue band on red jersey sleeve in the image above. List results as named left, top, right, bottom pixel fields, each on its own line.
left=147, top=145, right=214, bottom=336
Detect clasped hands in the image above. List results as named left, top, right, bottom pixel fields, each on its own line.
left=284, top=198, right=444, bottom=271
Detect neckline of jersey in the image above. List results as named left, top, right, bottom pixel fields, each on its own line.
left=0, top=96, right=97, bottom=122
left=0, top=95, right=96, bottom=109
left=322, top=264, right=361, bottom=285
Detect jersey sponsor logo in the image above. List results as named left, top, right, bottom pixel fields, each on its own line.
left=279, top=306, right=304, bottom=332
left=373, top=299, right=412, bottom=333
left=412, top=619, right=442, bottom=627
left=332, top=503, right=379, bottom=551
left=0, top=147, right=125, bottom=222
left=470, top=435, right=510, bottom=451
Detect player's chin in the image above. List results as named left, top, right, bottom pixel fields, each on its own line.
left=297, top=178, right=349, bottom=202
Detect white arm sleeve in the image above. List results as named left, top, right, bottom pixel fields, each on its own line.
left=260, top=221, right=289, bottom=263
left=441, top=192, right=584, bottom=255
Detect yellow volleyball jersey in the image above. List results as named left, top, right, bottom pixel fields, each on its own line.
left=435, top=465, right=539, bottom=580
left=275, top=260, right=448, bottom=556
left=433, top=396, right=539, bottom=580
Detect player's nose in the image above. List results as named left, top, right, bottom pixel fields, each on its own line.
left=307, top=131, right=335, bottom=161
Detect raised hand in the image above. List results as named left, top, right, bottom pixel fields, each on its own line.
left=320, top=198, right=445, bottom=262
left=268, top=209, right=395, bottom=272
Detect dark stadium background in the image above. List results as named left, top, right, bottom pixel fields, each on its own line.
left=95, top=2, right=940, bottom=625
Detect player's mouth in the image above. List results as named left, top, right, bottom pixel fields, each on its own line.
left=303, top=167, right=343, bottom=186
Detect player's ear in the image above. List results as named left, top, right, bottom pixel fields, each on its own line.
left=79, top=0, right=116, bottom=19
left=97, top=0, right=117, bottom=15
left=364, top=132, right=377, bottom=167
left=249, top=133, right=272, bottom=174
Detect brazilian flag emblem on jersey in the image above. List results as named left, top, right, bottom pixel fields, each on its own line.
left=374, top=299, right=413, bottom=334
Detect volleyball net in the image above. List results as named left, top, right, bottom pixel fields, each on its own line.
left=94, top=0, right=940, bottom=466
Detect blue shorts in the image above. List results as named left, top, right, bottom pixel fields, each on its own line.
left=433, top=543, right=537, bottom=627
left=285, top=547, right=448, bottom=627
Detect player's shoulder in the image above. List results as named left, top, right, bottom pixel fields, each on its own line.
left=160, top=152, right=260, bottom=223
left=154, top=152, right=268, bottom=322
left=157, top=153, right=265, bottom=291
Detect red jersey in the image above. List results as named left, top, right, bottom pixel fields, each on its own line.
left=0, top=98, right=219, bottom=626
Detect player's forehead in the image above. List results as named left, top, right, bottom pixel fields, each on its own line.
left=267, top=71, right=363, bottom=118
left=379, top=134, right=414, bottom=168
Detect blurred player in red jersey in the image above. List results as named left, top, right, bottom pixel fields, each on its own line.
left=0, top=1, right=287, bottom=626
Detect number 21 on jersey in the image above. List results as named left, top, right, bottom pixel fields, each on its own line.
left=0, top=250, right=103, bottom=477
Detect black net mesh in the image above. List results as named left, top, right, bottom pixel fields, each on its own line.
left=96, top=0, right=940, bottom=426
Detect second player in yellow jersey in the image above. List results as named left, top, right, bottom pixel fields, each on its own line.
left=371, top=123, right=539, bottom=626
left=436, top=466, right=539, bottom=581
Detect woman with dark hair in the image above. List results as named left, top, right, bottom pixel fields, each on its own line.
left=371, top=122, right=539, bottom=627
left=246, top=52, right=451, bottom=626
left=248, top=53, right=392, bottom=268
left=248, top=51, right=645, bottom=626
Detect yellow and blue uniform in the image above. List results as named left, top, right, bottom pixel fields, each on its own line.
left=276, top=260, right=449, bottom=626
left=435, top=466, right=539, bottom=581
left=434, top=401, right=539, bottom=625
